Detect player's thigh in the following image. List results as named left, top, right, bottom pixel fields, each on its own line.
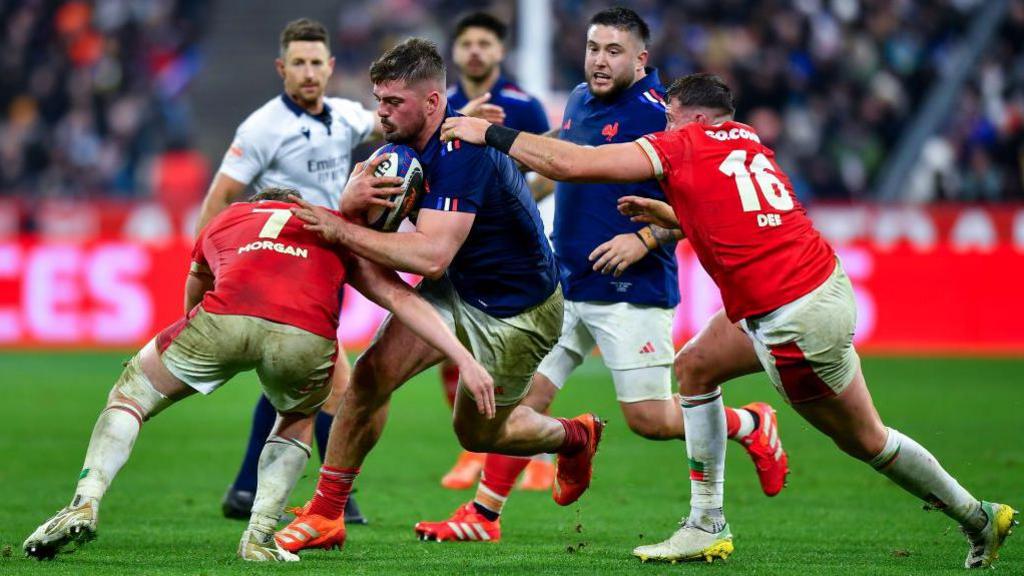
left=790, top=367, right=887, bottom=460
left=455, top=285, right=564, bottom=407
left=520, top=371, right=560, bottom=413
left=741, top=261, right=859, bottom=405
left=580, top=302, right=675, bottom=401
left=155, top=307, right=253, bottom=397
left=535, top=299, right=592, bottom=390
left=254, top=319, right=337, bottom=416
left=676, top=309, right=762, bottom=395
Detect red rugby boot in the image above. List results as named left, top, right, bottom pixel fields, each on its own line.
left=414, top=502, right=501, bottom=542
left=738, top=402, right=789, bottom=496
left=552, top=413, right=605, bottom=506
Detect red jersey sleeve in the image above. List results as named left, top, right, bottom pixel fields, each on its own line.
left=635, top=130, right=691, bottom=180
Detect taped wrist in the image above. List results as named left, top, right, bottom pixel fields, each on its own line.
left=485, top=124, right=521, bottom=155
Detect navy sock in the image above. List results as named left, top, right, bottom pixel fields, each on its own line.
left=315, top=410, right=333, bottom=463
left=231, top=395, right=276, bottom=493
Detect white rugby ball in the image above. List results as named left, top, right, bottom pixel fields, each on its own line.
left=365, top=144, right=425, bottom=232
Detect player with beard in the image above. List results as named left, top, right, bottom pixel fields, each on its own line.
left=273, top=39, right=604, bottom=555
left=440, top=73, right=1017, bottom=568
left=413, top=7, right=787, bottom=544
left=439, top=11, right=556, bottom=493
left=197, top=18, right=384, bottom=526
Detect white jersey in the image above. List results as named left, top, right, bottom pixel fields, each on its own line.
left=218, top=94, right=376, bottom=209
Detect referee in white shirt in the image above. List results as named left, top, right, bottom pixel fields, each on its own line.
left=197, top=18, right=390, bottom=525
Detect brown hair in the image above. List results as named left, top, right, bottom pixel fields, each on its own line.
left=665, top=73, right=735, bottom=116
left=279, top=18, right=329, bottom=55
left=369, top=38, right=446, bottom=87
left=250, top=187, right=301, bottom=203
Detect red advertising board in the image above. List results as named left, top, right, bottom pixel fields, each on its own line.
left=2, top=234, right=1022, bottom=353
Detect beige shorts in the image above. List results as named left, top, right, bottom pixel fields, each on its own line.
left=740, top=261, right=860, bottom=404
left=537, top=300, right=675, bottom=402
left=417, top=276, right=563, bottom=406
left=156, top=307, right=336, bottom=415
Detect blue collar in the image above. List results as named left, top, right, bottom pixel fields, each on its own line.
left=583, top=67, right=662, bottom=106
left=280, top=93, right=333, bottom=126
left=421, top=104, right=459, bottom=158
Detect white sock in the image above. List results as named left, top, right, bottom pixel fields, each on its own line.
left=733, top=408, right=756, bottom=438
left=870, top=428, right=984, bottom=531
left=681, top=390, right=727, bottom=532
left=249, top=436, right=312, bottom=538
left=75, top=404, right=144, bottom=502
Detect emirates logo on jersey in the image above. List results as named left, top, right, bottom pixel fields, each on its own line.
left=601, top=122, right=619, bottom=142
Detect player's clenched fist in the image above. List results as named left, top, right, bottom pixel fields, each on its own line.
left=617, top=195, right=679, bottom=229
left=339, top=155, right=404, bottom=221
left=441, top=116, right=491, bottom=145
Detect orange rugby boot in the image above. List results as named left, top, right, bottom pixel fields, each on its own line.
left=275, top=503, right=347, bottom=553
left=517, top=457, right=555, bottom=491
left=414, top=501, right=501, bottom=542
left=441, top=451, right=485, bottom=490
left=552, top=413, right=605, bottom=506
left=738, top=402, right=789, bottom=496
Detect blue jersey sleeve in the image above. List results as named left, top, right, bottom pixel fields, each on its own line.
left=520, top=97, right=550, bottom=134
left=420, top=142, right=494, bottom=214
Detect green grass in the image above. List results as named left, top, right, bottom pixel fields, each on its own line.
left=0, top=352, right=1021, bottom=575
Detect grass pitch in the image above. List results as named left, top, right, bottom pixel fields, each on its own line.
left=0, top=352, right=1021, bottom=575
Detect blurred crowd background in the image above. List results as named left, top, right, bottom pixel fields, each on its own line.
left=1, top=0, right=1022, bottom=206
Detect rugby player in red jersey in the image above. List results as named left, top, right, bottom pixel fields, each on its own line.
left=22, top=188, right=493, bottom=563
left=439, top=73, right=1016, bottom=568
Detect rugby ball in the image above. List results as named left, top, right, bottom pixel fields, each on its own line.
left=364, top=143, right=425, bottom=232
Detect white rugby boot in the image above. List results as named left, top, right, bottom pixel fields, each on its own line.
left=962, top=501, right=1017, bottom=569
left=238, top=528, right=300, bottom=562
left=633, top=520, right=734, bottom=563
left=23, top=495, right=99, bottom=560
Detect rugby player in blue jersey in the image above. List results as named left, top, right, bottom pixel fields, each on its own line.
left=414, top=8, right=788, bottom=543
left=273, top=38, right=604, bottom=554
left=440, top=11, right=557, bottom=491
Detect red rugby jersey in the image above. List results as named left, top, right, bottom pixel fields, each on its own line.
left=635, top=121, right=835, bottom=322
left=191, top=201, right=349, bottom=339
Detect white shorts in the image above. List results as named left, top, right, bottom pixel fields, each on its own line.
left=740, top=261, right=860, bottom=404
left=536, top=300, right=675, bottom=403
left=156, top=307, right=336, bottom=415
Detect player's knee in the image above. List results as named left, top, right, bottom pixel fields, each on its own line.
left=109, top=355, right=172, bottom=421
left=623, top=408, right=674, bottom=440
left=674, top=344, right=718, bottom=395
left=452, top=419, right=496, bottom=453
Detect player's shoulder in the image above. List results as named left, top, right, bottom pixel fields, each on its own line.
left=496, top=78, right=542, bottom=106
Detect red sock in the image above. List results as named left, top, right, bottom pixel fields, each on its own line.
left=474, top=453, right=530, bottom=516
left=441, top=362, right=460, bottom=408
left=555, top=418, right=588, bottom=454
left=725, top=407, right=741, bottom=438
left=306, top=465, right=359, bottom=520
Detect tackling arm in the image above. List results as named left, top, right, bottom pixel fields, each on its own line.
left=290, top=195, right=473, bottom=280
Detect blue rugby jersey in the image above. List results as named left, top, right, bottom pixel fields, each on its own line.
left=553, top=69, right=680, bottom=308
left=415, top=105, right=558, bottom=317
left=447, top=74, right=550, bottom=134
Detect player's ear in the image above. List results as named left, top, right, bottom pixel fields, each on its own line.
left=327, top=55, right=336, bottom=77
left=636, top=48, right=648, bottom=72
left=425, top=90, right=441, bottom=115
left=275, top=58, right=285, bottom=79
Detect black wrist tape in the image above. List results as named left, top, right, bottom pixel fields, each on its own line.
left=485, top=124, right=521, bottom=155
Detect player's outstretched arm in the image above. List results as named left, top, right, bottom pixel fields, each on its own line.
left=290, top=195, right=473, bottom=279
left=440, top=116, right=655, bottom=183
left=195, top=173, right=247, bottom=233
left=347, top=255, right=496, bottom=418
